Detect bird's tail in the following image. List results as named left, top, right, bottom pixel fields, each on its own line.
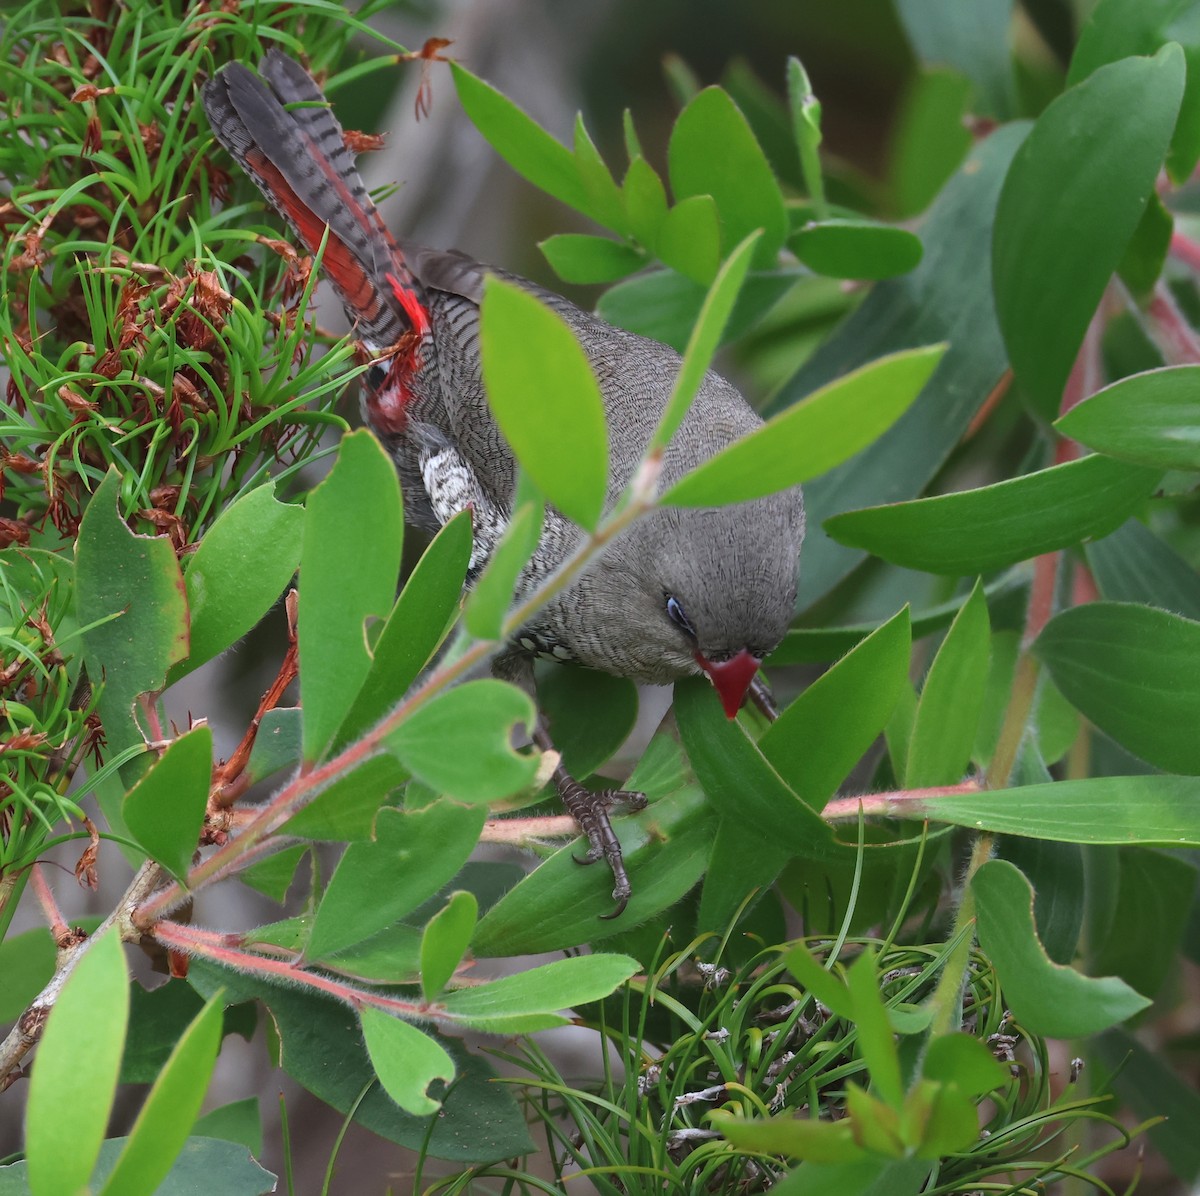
left=202, top=50, right=425, bottom=350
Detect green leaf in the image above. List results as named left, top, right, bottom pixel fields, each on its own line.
left=623, top=156, right=668, bottom=248
left=791, top=220, right=923, bottom=281
left=240, top=844, right=307, bottom=904
left=713, top=1111, right=863, bottom=1164
left=668, top=86, right=787, bottom=268
left=825, top=454, right=1161, bottom=576
left=191, top=1100, right=263, bottom=1157
left=783, top=943, right=854, bottom=1018
left=420, top=891, right=478, bottom=1001
left=480, top=276, right=608, bottom=530
left=121, top=983, right=208, bottom=1084
left=540, top=233, right=644, bottom=284
left=0, top=929, right=56, bottom=1023
left=895, top=0, right=1016, bottom=117
left=438, top=954, right=639, bottom=1032
left=760, top=607, right=911, bottom=806
left=450, top=62, right=588, bottom=215
left=462, top=498, right=543, bottom=640
left=1056, top=366, right=1200, bottom=471
left=674, top=677, right=833, bottom=850
left=75, top=468, right=188, bottom=768
left=1085, top=518, right=1200, bottom=619
left=307, top=802, right=486, bottom=960
left=537, top=666, right=639, bottom=779
left=186, top=959, right=531, bottom=1161
left=472, top=784, right=714, bottom=955
left=888, top=69, right=972, bottom=218
left=1117, top=190, right=1173, bottom=298
left=1070, top=0, right=1200, bottom=181
left=1090, top=847, right=1196, bottom=1002
left=280, top=754, right=406, bottom=841
left=0, top=1139, right=276, bottom=1196
left=973, top=859, right=1150, bottom=1036
left=300, top=429, right=402, bottom=762
left=770, top=1156, right=932, bottom=1196
left=845, top=950, right=903, bottom=1109
left=771, top=572, right=1026, bottom=665
left=906, top=580, right=990, bottom=786
left=572, top=115, right=627, bottom=234
left=697, top=820, right=791, bottom=934
left=1036, top=602, right=1200, bottom=774
left=649, top=231, right=761, bottom=454
left=908, top=773, right=1200, bottom=844
left=386, top=679, right=538, bottom=801
left=335, top=510, right=472, bottom=750
left=122, top=726, right=211, bottom=880
left=172, top=485, right=301, bottom=683
left=245, top=707, right=300, bottom=784
left=999, top=833, right=1085, bottom=966
left=25, top=931, right=128, bottom=1196
left=662, top=345, right=944, bottom=507
left=921, top=1033, right=1007, bottom=1096
left=656, top=195, right=722, bottom=284
left=992, top=46, right=1185, bottom=417
left=787, top=56, right=826, bottom=218
left=99, top=995, right=224, bottom=1196
left=359, top=1008, right=455, bottom=1117
left=773, top=125, right=1022, bottom=606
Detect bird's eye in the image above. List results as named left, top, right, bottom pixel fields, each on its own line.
left=665, top=594, right=695, bottom=638
left=366, top=364, right=387, bottom=392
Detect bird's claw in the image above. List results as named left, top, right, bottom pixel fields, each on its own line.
left=556, top=781, right=646, bottom=919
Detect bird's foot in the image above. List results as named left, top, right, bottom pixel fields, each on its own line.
left=555, top=776, right=648, bottom=920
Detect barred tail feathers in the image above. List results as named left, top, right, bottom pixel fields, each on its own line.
left=202, top=55, right=421, bottom=349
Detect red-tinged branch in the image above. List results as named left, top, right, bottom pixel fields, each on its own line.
left=1169, top=229, right=1200, bottom=274
left=153, top=920, right=438, bottom=1022
left=133, top=483, right=662, bottom=932
left=964, top=369, right=1013, bottom=441
left=1147, top=280, right=1200, bottom=364
left=481, top=781, right=984, bottom=847
left=29, top=864, right=69, bottom=944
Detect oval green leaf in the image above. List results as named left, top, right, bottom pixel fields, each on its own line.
left=450, top=63, right=588, bottom=215
left=540, top=233, right=645, bottom=285
left=360, top=1007, right=455, bottom=1117
left=674, top=676, right=833, bottom=845
left=992, top=46, right=1185, bottom=417
left=824, top=454, right=1161, bottom=575
left=98, top=995, right=225, bottom=1196
left=122, top=725, right=212, bottom=880
left=906, top=580, right=990, bottom=787
left=1069, top=0, right=1200, bottom=181
left=420, top=891, right=478, bottom=1002
left=307, top=802, right=486, bottom=960
left=1035, top=601, right=1200, bottom=774
left=1055, top=365, right=1200, bottom=470
left=25, top=930, right=128, bottom=1196
left=386, top=679, right=538, bottom=801
left=656, top=194, right=722, bottom=284
left=904, top=773, right=1200, bottom=844
left=481, top=276, right=608, bottom=530
left=973, top=859, right=1150, bottom=1036
left=438, top=953, right=638, bottom=1033
left=791, top=219, right=923, bottom=280
left=299, top=429, right=403, bottom=762
left=172, top=484, right=301, bottom=683
left=662, top=345, right=945, bottom=506
left=760, top=607, right=912, bottom=806
left=668, top=86, right=787, bottom=268
left=333, top=509, right=473, bottom=752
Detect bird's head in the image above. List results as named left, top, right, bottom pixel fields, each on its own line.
left=593, top=484, right=805, bottom=717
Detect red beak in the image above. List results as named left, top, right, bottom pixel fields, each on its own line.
left=696, top=648, right=760, bottom=719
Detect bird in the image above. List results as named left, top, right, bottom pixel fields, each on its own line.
left=202, top=50, right=806, bottom=916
